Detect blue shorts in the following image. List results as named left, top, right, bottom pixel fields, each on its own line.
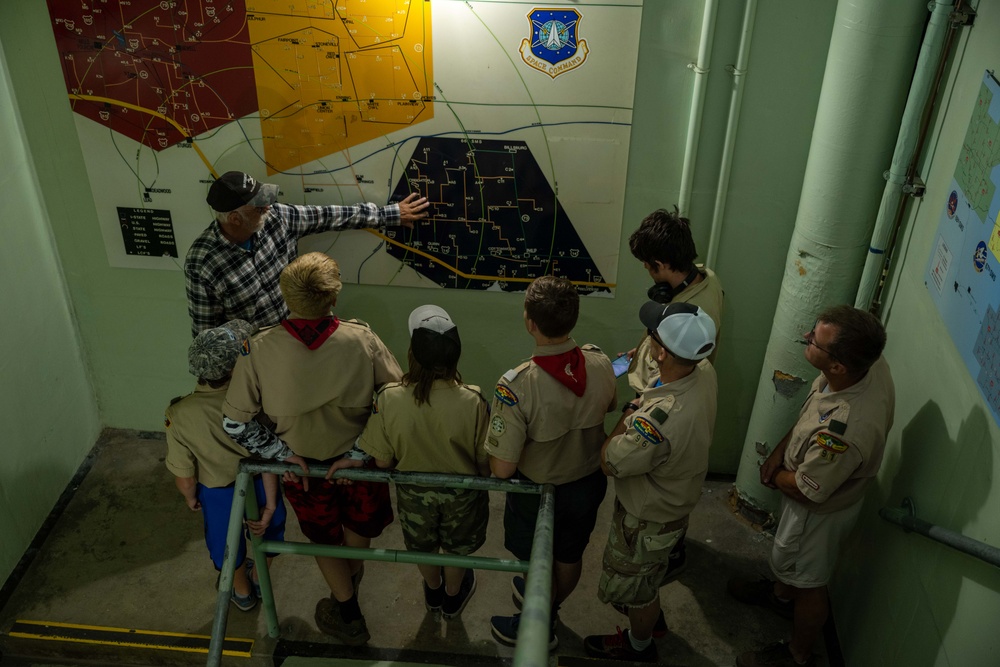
left=198, top=476, right=287, bottom=570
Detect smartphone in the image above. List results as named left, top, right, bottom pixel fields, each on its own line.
left=612, top=355, right=631, bottom=378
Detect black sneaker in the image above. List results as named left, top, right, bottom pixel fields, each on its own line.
left=441, top=569, right=476, bottom=619
left=511, top=575, right=526, bottom=609
left=610, top=603, right=668, bottom=638
left=727, top=576, right=794, bottom=619
left=424, top=580, right=444, bottom=612
left=490, top=613, right=559, bottom=650
left=583, top=627, right=658, bottom=663
left=314, top=596, right=370, bottom=645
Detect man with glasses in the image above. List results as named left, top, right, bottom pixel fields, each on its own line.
left=184, top=170, right=429, bottom=337
left=729, top=305, right=895, bottom=667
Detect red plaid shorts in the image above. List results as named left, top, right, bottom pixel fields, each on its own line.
left=282, top=459, right=394, bottom=545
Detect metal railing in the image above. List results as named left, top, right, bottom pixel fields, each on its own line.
left=207, top=460, right=556, bottom=667
left=880, top=497, right=1000, bottom=568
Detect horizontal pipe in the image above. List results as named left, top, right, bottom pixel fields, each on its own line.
left=258, top=539, right=530, bottom=573
left=880, top=499, right=1000, bottom=569
left=239, top=460, right=543, bottom=495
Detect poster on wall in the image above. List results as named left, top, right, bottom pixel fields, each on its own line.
left=925, top=70, right=1000, bottom=424
left=44, top=1, right=642, bottom=295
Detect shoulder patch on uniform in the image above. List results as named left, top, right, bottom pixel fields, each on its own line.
left=632, top=415, right=665, bottom=445
left=503, top=361, right=531, bottom=382
left=164, top=415, right=171, bottom=428
left=494, top=383, right=519, bottom=406
left=816, top=431, right=849, bottom=453
left=649, top=406, right=669, bottom=423
left=240, top=338, right=250, bottom=356
left=829, top=419, right=848, bottom=435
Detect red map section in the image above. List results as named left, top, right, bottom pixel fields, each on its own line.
left=47, top=0, right=258, bottom=150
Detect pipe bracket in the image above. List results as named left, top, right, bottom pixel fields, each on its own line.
left=903, top=175, right=926, bottom=198
left=950, top=8, right=976, bottom=26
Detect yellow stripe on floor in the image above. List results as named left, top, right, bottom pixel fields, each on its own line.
left=10, top=619, right=253, bottom=657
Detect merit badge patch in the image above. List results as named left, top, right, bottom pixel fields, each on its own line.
left=632, top=416, right=665, bottom=445
left=519, top=9, right=589, bottom=79
left=495, top=384, right=519, bottom=406
left=491, top=415, right=507, bottom=436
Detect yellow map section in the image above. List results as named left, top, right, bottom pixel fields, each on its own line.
left=246, top=0, right=432, bottom=174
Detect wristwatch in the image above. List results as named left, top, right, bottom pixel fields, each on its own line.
left=622, top=401, right=640, bottom=414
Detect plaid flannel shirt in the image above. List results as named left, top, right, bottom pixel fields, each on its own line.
left=184, top=201, right=400, bottom=337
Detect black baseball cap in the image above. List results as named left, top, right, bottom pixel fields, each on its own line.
left=206, top=171, right=279, bottom=212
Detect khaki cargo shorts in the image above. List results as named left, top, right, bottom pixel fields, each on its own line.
left=597, top=500, right=687, bottom=607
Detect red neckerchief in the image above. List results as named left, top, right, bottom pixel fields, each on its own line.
left=532, top=346, right=588, bottom=397
left=281, top=316, right=340, bottom=350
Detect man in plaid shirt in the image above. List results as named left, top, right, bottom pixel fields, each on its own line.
left=185, top=171, right=429, bottom=337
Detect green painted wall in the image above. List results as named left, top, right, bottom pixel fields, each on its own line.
left=0, top=46, right=100, bottom=584
left=833, top=3, right=1000, bottom=664
left=0, top=1, right=837, bottom=476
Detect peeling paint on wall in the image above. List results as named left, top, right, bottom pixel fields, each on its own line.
left=772, top=370, right=806, bottom=398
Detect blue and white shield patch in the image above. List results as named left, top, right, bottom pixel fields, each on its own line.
left=519, top=8, right=589, bottom=79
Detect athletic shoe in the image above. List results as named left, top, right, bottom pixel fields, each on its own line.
left=511, top=575, right=526, bottom=609
left=736, top=641, right=816, bottom=666
left=727, top=576, right=794, bottom=619
left=583, top=627, right=658, bottom=663
left=489, top=613, right=558, bottom=650
left=441, top=569, right=476, bottom=619
left=314, top=596, right=370, bottom=645
left=230, top=587, right=257, bottom=612
left=610, top=603, right=669, bottom=638
left=424, top=581, right=444, bottom=612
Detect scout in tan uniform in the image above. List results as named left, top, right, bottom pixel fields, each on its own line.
left=730, top=306, right=894, bottom=667
left=221, top=252, right=401, bottom=646
left=164, top=319, right=287, bottom=612
left=486, top=276, right=617, bottom=650
left=585, top=301, right=718, bottom=663
left=349, top=305, right=489, bottom=618
left=625, top=206, right=724, bottom=592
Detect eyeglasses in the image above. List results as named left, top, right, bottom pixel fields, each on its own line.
left=801, top=321, right=839, bottom=361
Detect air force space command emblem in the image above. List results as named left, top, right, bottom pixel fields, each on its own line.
left=520, top=9, right=589, bottom=79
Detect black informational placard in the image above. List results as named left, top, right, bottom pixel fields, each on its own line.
left=117, top=207, right=178, bottom=257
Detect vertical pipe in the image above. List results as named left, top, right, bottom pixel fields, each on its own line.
left=242, top=477, right=280, bottom=638
left=512, top=485, right=556, bottom=667
left=855, top=0, right=957, bottom=310
left=734, top=0, right=929, bottom=515
left=206, top=470, right=250, bottom=667
left=706, top=0, right=758, bottom=268
left=678, top=0, right=719, bottom=217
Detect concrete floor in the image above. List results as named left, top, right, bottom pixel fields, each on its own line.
left=0, top=430, right=817, bottom=666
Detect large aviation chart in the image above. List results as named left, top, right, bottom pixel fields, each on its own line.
left=46, top=1, right=641, bottom=294
left=926, top=71, right=1000, bottom=424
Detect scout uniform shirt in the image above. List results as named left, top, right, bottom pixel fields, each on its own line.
left=783, top=356, right=894, bottom=514
left=223, top=319, right=402, bottom=460
left=484, top=339, right=617, bottom=485
left=605, top=360, right=718, bottom=524
left=628, top=268, right=724, bottom=394
left=359, top=380, right=490, bottom=476
left=165, top=383, right=248, bottom=488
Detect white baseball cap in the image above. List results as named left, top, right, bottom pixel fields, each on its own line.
left=639, top=301, right=716, bottom=361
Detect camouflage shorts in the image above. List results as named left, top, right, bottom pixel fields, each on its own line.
left=597, top=500, right=687, bottom=607
left=395, top=484, right=489, bottom=556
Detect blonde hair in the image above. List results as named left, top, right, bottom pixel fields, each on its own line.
left=280, top=252, right=343, bottom=318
